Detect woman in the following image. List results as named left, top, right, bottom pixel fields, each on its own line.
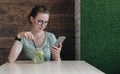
left=8, top=5, right=62, bottom=63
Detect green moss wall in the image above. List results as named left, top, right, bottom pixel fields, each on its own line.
left=81, top=0, right=120, bottom=74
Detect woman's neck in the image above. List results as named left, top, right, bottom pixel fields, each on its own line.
left=31, top=29, right=44, bottom=37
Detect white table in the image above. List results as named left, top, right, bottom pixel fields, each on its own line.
left=0, top=61, right=105, bottom=74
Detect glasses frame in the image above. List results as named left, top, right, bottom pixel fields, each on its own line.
left=38, top=20, right=48, bottom=26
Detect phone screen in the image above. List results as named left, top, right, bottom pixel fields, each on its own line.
left=54, top=36, right=66, bottom=47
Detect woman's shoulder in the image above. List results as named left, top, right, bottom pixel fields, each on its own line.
left=45, top=31, right=55, bottom=36
left=45, top=31, right=56, bottom=40
left=45, top=31, right=57, bottom=46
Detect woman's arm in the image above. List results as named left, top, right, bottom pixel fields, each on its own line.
left=8, top=40, right=23, bottom=63
left=50, top=43, right=62, bottom=61
left=8, top=31, right=34, bottom=63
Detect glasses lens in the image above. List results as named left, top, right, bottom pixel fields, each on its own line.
left=38, top=20, right=43, bottom=25
left=38, top=20, right=48, bottom=26
left=44, top=21, right=48, bottom=26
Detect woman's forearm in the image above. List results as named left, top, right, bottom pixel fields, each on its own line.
left=52, top=54, right=61, bottom=61
left=8, top=41, right=22, bottom=63
left=54, top=57, right=61, bottom=61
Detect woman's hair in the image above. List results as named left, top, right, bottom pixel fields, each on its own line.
left=28, top=5, right=50, bottom=23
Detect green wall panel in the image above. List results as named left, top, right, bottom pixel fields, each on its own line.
left=81, top=0, right=120, bottom=74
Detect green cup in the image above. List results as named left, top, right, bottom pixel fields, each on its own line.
left=33, top=49, right=44, bottom=64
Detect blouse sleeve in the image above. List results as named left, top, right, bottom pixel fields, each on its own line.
left=48, top=33, right=57, bottom=47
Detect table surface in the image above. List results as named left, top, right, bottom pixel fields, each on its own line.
left=0, top=61, right=105, bottom=74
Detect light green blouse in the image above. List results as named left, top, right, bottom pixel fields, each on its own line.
left=20, top=32, right=57, bottom=61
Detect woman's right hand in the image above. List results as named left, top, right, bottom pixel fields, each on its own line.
left=17, top=32, right=34, bottom=40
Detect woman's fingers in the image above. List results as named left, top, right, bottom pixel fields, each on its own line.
left=27, top=32, right=34, bottom=40
left=58, top=43, right=62, bottom=49
left=51, top=43, right=62, bottom=54
left=53, top=43, right=62, bottom=50
left=21, top=32, right=34, bottom=40
left=51, top=47, right=60, bottom=54
left=28, top=32, right=34, bottom=40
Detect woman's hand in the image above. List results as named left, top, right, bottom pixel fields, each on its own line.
left=17, top=32, right=34, bottom=40
left=50, top=43, right=62, bottom=61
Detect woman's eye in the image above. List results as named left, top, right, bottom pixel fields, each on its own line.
left=38, top=22, right=42, bottom=24
left=38, top=20, right=43, bottom=25
left=38, top=20, right=48, bottom=26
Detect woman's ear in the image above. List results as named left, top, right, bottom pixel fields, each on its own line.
left=30, top=16, right=34, bottom=23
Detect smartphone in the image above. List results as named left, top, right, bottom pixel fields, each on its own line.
left=54, top=36, right=66, bottom=47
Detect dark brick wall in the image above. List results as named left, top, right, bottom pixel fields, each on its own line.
left=0, top=0, right=75, bottom=65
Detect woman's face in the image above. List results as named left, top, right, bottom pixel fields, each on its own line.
left=30, top=13, right=49, bottom=31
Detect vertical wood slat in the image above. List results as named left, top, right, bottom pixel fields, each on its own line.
left=75, top=0, right=80, bottom=60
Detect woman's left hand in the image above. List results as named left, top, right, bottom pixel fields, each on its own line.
left=50, top=43, right=62, bottom=61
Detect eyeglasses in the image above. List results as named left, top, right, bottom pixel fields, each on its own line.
left=38, top=20, right=48, bottom=26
